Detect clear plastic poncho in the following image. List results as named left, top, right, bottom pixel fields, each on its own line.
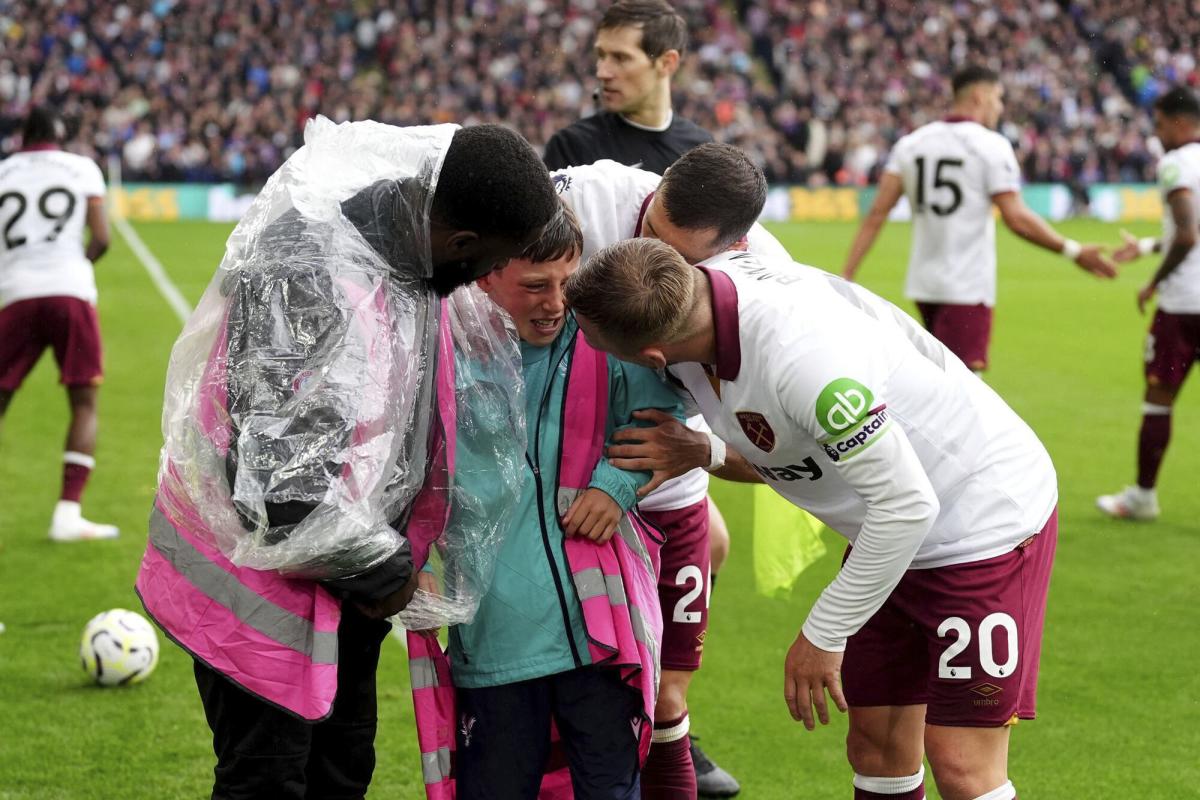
left=156, top=117, right=525, bottom=625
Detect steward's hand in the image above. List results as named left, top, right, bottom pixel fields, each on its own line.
left=356, top=569, right=420, bottom=619
left=404, top=570, right=444, bottom=634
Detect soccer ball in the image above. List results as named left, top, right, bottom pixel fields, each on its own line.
left=79, top=609, right=160, bottom=686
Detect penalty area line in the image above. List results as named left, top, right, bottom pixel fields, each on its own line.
left=112, top=215, right=192, bottom=325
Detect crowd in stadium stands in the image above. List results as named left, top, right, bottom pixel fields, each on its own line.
left=1, top=0, right=1197, bottom=187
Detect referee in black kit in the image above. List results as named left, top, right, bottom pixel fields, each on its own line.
left=543, top=0, right=711, bottom=176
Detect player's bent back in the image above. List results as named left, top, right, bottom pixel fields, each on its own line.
left=694, top=250, right=1057, bottom=568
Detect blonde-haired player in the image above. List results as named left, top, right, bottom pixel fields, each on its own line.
left=568, top=232, right=1060, bottom=800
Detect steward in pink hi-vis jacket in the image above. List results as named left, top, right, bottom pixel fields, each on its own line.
left=134, top=117, right=557, bottom=800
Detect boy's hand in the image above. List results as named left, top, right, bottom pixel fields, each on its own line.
left=562, top=488, right=621, bottom=543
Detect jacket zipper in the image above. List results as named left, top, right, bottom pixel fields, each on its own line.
left=528, top=336, right=582, bottom=668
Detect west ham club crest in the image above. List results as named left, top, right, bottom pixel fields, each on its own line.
left=736, top=411, right=776, bottom=452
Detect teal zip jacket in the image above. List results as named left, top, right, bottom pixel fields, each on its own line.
left=449, top=315, right=684, bottom=688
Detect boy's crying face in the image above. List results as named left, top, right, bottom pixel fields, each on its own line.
left=477, top=253, right=579, bottom=347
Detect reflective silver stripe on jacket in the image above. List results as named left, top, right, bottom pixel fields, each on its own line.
left=629, top=603, right=661, bottom=688
left=148, top=505, right=338, bottom=664
left=409, top=656, right=440, bottom=690
left=572, top=567, right=628, bottom=606
left=421, top=747, right=452, bottom=784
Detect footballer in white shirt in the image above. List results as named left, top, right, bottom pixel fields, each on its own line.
left=0, top=107, right=117, bottom=541
left=842, top=65, right=1117, bottom=372
left=1098, top=86, right=1200, bottom=521
left=552, top=146, right=794, bottom=793
left=568, top=235, right=1060, bottom=800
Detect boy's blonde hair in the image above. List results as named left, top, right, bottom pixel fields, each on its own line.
left=564, top=238, right=695, bottom=349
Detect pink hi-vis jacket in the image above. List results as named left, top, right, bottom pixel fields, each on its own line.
left=409, top=329, right=665, bottom=798
left=136, top=294, right=457, bottom=722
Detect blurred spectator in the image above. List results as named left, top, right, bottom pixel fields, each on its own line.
left=0, top=0, right=1196, bottom=186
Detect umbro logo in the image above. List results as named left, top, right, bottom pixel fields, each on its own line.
left=970, top=683, right=1003, bottom=707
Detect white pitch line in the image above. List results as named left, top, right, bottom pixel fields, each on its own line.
left=112, top=215, right=192, bottom=324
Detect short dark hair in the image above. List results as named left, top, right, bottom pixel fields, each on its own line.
left=1154, top=85, right=1200, bottom=119
left=23, top=106, right=65, bottom=145
left=519, top=202, right=583, bottom=264
left=951, top=65, right=1001, bottom=96
left=432, top=124, right=559, bottom=243
left=599, top=0, right=688, bottom=59
left=658, top=143, right=767, bottom=250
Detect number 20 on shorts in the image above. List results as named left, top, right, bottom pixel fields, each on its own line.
left=937, top=612, right=1019, bottom=680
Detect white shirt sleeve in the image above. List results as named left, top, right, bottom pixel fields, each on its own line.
left=746, top=222, right=792, bottom=262
left=775, top=332, right=940, bottom=652
left=800, top=428, right=939, bottom=651
left=883, top=136, right=906, bottom=176
left=553, top=160, right=659, bottom=260
left=1157, top=151, right=1188, bottom=198
left=984, top=135, right=1022, bottom=197
left=83, top=159, right=107, bottom=198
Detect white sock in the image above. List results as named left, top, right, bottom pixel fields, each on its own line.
left=853, top=766, right=925, bottom=794
left=650, top=712, right=689, bottom=744
left=63, top=451, right=96, bottom=468
left=53, top=500, right=82, bottom=522
left=972, top=780, right=1016, bottom=800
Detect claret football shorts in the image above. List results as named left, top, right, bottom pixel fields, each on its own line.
left=915, top=301, right=993, bottom=372
left=1144, top=310, right=1200, bottom=390
left=0, top=296, right=104, bottom=391
left=641, top=498, right=711, bottom=672
left=841, top=508, right=1058, bottom=727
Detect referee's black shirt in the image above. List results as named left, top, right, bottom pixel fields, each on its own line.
left=543, top=111, right=713, bottom=175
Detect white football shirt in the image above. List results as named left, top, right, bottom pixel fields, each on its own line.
left=671, top=250, right=1057, bottom=650
left=552, top=159, right=792, bottom=511
left=885, top=119, right=1022, bottom=306
left=1155, top=141, right=1200, bottom=313
left=0, top=148, right=106, bottom=307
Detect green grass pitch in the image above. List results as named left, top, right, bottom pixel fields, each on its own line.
left=0, top=219, right=1196, bottom=798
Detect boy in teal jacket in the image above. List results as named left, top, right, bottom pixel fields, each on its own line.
left=450, top=204, right=683, bottom=799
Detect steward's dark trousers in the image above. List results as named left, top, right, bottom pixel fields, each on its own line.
left=193, top=605, right=392, bottom=800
